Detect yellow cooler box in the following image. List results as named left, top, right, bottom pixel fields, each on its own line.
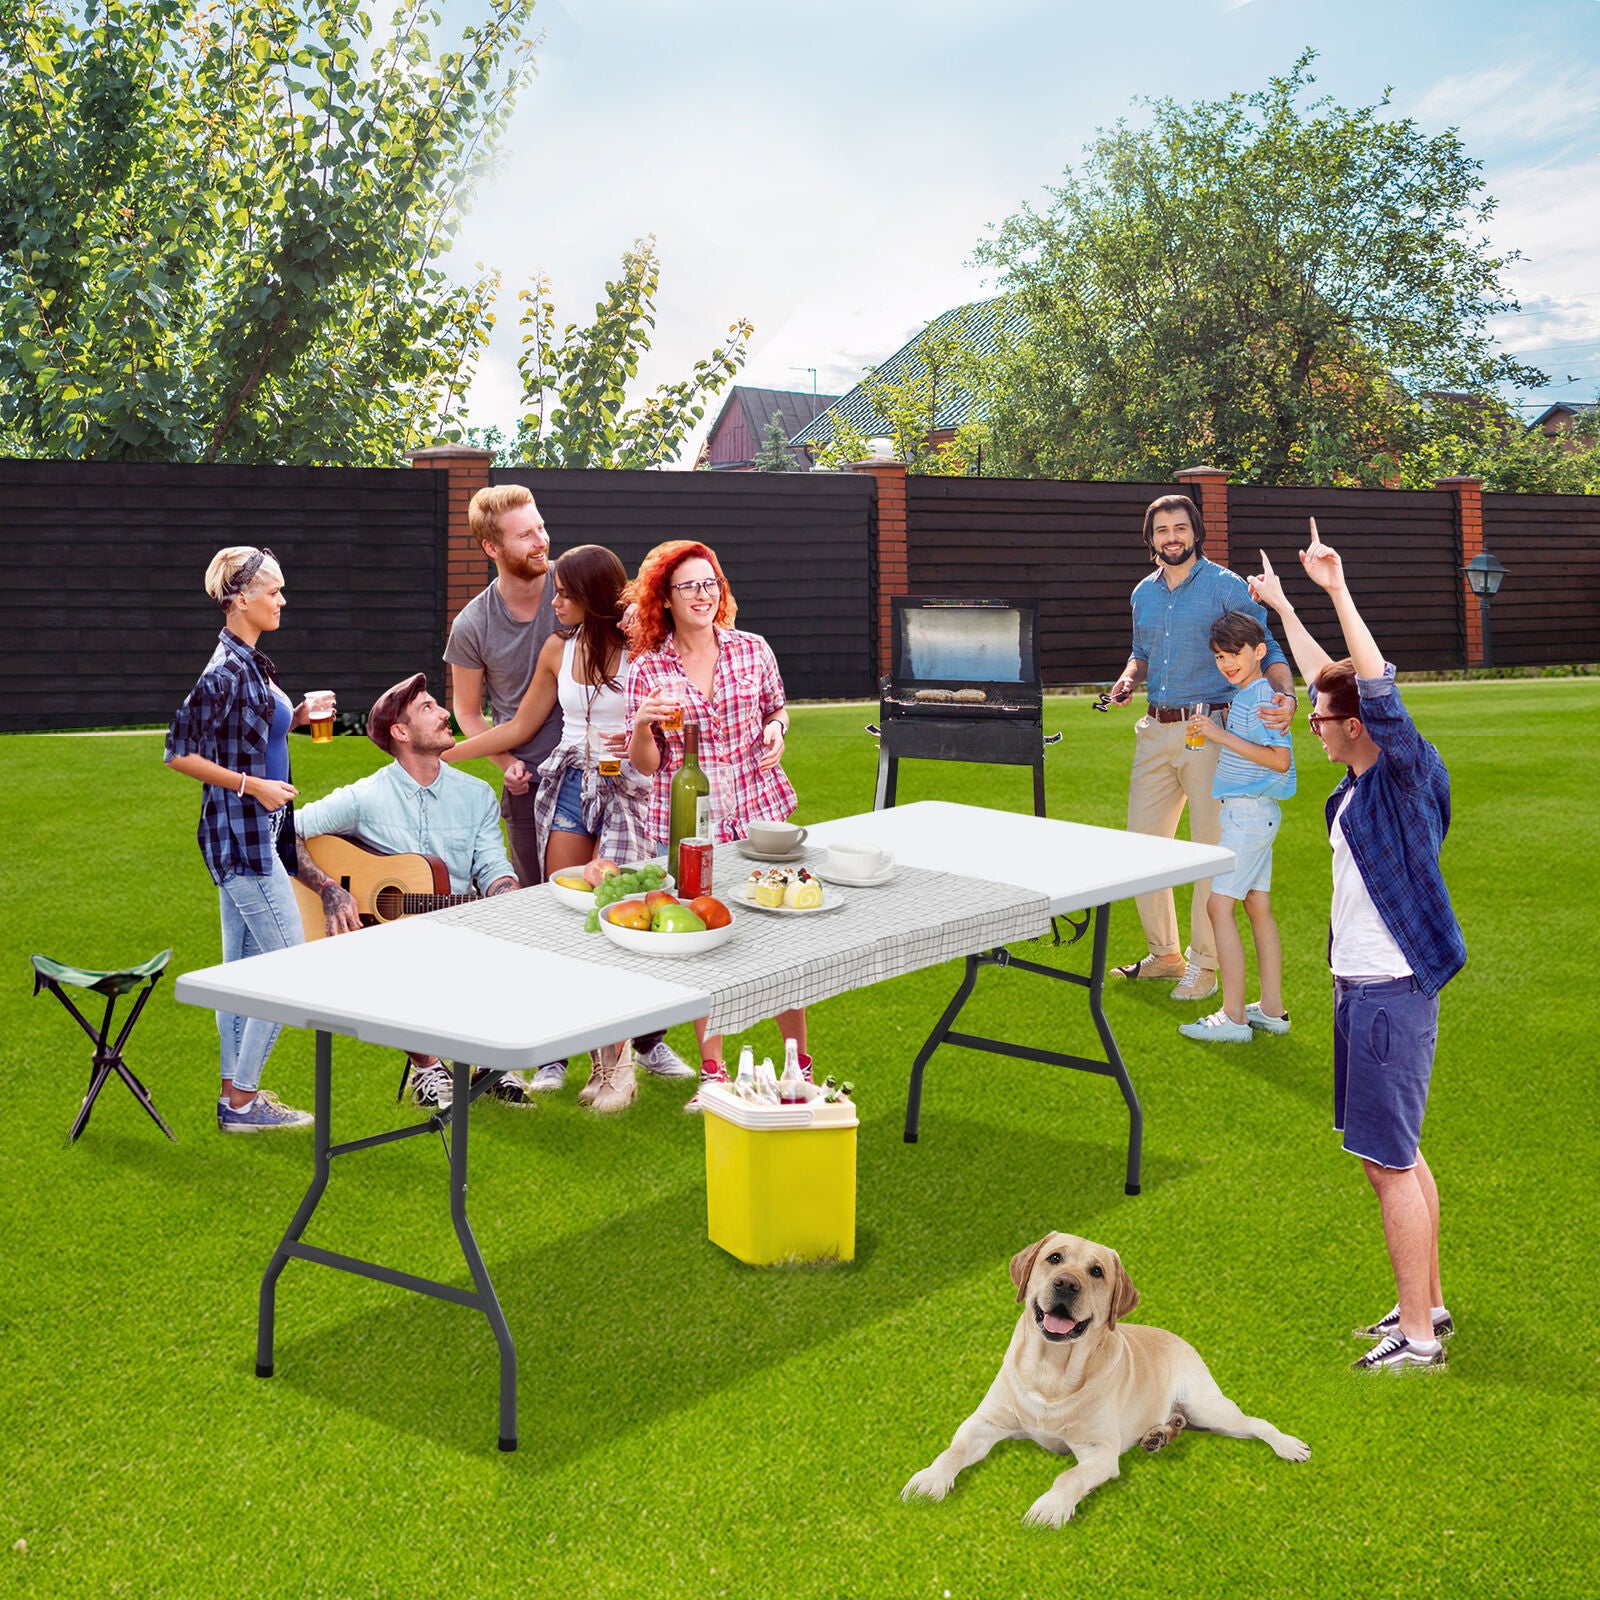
left=701, top=1084, right=858, bottom=1266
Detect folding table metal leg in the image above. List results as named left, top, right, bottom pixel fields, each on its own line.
left=874, top=749, right=899, bottom=810
left=448, top=1061, right=519, bottom=1452
left=901, top=905, right=1145, bottom=1195
left=257, top=1029, right=333, bottom=1378
left=904, top=954, right=980, bottom=1143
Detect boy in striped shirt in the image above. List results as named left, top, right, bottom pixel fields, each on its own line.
left=1179, top=610, right=1296, bottom=1044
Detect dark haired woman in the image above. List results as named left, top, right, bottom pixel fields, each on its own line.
left=443, top=543, right=694, bottom=1103
left=164, top=546, right=318, bottom=1132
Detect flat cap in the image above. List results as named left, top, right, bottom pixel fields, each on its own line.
left=366, top=672, right=428, bottom=754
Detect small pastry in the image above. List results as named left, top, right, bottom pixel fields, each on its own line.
left=784, top=868, right=822, bottom=909
left=751, top=870, right=787, bottom=908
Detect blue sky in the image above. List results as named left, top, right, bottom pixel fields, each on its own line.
left=443, top=0, right=1600, bottom=457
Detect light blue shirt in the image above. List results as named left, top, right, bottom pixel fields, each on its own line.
left=1214, top=677, right=1296, bottom=800
left=297, top=762, right=515, bottom=895
left=1130, top=557, right=1289, bottom=709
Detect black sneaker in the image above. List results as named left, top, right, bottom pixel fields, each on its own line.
left=1351, top=1334, right=1447, bottom=1372
left=411, top=1065, right=453, bottom=1110
left=471, top=1068, right=534, bottom=1107
left=1354, top=1305, right=1454, bottom=1341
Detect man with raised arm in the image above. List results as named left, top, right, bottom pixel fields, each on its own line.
left=1248, top=527, right=1465, bottom=1372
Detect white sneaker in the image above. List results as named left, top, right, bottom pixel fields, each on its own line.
left=637, top=1039, right=695, bottom=1079
left=1178, top=1009, right=1252, bottom=1043
left=1170, top=962, right=1218, bottom=1002
left=411, top=1065, right=454, bottom=1109
left=530, top=1061, right=568, bottom=1093
left=1245, top=1003, right=1291, bottom=1035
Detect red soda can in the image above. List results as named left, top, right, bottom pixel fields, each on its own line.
left=678, top=838, right=713, bottom=899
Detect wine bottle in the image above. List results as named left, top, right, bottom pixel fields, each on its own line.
left=668, top=720, right=711, bottom=882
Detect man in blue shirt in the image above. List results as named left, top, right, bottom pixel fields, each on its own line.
left=1106, top=495, right=1297, bottom=1001
left=293, top=673, right=528, bottom=1110
left=1249, top=531, right=1465, bottom=1373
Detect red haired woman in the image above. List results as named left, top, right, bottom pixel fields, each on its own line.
left=624, top=540, right=811, bottom=1109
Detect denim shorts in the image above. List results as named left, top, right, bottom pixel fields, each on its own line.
left=549, top=766, right=587, bottom=834
left=1333, top=974, right=1439, bottom=1170
left=1210, top=795, right=1280, bottom=898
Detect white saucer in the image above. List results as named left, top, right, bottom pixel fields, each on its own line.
left=813, top=853, right=895, bottom=888
left=735, top=839, right=810, bottom=864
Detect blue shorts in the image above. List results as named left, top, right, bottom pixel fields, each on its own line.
left=1333, top=975, right=1439, bottom=1170
left=1210, top=795, right=1280, bottom=898
left=549, top=767, right=587, bottom=834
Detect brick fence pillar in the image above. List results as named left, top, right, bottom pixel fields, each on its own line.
left=854, top=456, right=908, bottom=676
left=407, top=445, right=494, bottom=635
left=1176, top=465, right=1230, bottom=569
left=1436, top=476, right=1485, bottom=667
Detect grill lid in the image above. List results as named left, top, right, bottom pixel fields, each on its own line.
left=889, top=596, right=1040, bottom=690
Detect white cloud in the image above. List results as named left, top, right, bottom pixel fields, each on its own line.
left=1408, top=60, right=1600, bottom=147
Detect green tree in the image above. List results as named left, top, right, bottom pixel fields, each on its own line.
left=511, top=236, right=752, bottom=468
left=1391, top=398, right=1600, bottom=493
left=751, top=411, right=795, bottom=471
left=0, top=0, right=538, bottom=464
left=971, top=51, right=1546, bottom=485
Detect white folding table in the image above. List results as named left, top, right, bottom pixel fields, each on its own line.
left=174, top=802, right=1228, bottom=1451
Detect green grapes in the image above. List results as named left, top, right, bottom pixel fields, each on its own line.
left=582, top=862, right=668, bottom=932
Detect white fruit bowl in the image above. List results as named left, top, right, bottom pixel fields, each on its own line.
left=547, top=861, right=674, bottom=913
left=598, top=903, right=738, bottom=956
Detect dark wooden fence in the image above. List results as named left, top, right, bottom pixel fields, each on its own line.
left=3, top=456, right=1595, bottom=733
left=1228, top=485, right=1464, bottom=672
left=1483, top=494, right=1600, bottom=666
left=490, top=467, right=877, bottom=700
left=0, top=460, right=446, bottom=733
left=905, top=477, right=1181, bottom=682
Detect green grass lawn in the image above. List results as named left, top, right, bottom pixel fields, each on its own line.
left=3, top=682, right=1597, bottom=1598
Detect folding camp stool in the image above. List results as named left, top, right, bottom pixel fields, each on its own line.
left=31, top=950, right=177, bottom=1142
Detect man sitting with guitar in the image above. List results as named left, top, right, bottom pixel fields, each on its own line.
left=294, top=672, right=530, bottom=1109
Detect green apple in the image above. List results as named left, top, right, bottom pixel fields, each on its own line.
left=652, top=904, right=707, bottom=934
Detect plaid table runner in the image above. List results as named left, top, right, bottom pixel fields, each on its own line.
left=431, top=843, right=1050, bottom=1037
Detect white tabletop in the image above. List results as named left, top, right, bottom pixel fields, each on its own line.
left=174, top=804, right=1232, bottom=1068
left=804, top=802, right=1233, bottom=916
left=174, top=916, right=711, bottom=1071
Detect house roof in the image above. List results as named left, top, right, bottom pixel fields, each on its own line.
left=705, top=386, right=840, bottom=454
left=791, top=297, right=1031, bottom=446
left=1528, top=400, right=1597, bottom=432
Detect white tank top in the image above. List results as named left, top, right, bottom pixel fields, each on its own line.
left=1329, top=790, right=1412, bottom=979
left=556, top=636, right=629, bottom=752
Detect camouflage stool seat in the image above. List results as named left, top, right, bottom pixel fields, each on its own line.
left=30, top=949, right=176, bottom=1143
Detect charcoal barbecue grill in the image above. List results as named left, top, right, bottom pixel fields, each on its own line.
left=869, top=596, right=1060, bottom=814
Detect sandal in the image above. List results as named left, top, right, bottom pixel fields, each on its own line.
left=1114, top=954, right=1186, bottom=981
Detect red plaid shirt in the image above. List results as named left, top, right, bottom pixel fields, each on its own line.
left=625, top=627, right=796, bottom=844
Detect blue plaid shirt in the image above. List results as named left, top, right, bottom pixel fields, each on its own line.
left=1130, top=557, right=1289, bottom=708
left=1318, top=668, right=1466, bottom=996
left=165, top=630, right=294, bottom=885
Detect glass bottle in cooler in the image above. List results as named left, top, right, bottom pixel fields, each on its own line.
left=778, top=1038, right=807, bottom=1104
left=733, top=1045, right=756, bottom=1101
left=668, top=720, right=711, bottom=882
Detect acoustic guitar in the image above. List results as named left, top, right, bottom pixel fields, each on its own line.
left=291, top=834, right=477, bottom=942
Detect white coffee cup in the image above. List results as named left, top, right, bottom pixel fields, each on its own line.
left=746, top=819, right=807, bottom=853
left=823, top=842, right=889, bottom=880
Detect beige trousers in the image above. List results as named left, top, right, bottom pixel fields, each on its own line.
left=1127, top=715, right=1223, bottom=971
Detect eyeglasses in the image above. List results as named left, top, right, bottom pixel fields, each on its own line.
left=1308, top=713, right=1357, bottom=731
left=671, top=577, right=722, bottom=597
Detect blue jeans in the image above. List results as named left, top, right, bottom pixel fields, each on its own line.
left=217, top=859, right=304, bottom=1092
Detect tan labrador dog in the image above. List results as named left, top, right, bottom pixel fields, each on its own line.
left=903, top=1231, right=1310, bottom=1526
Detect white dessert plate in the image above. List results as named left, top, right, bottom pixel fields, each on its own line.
left=812, top=853, right=896, bottom=888
left=734, top=881, right=844, bottom=916
left=735, top=839, right=810, bottom=864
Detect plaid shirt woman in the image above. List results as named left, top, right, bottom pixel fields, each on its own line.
left=163, top=547, right=316, bottom=1131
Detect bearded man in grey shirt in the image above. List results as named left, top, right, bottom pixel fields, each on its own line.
left=445, top=484, right=561, bottom=887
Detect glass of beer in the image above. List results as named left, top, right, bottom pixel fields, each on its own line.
left=1184, top=703, right=1208, bottom=752
left=589, top=725, right=624, bottom=777
left=660, top=691, right=684, bottom=733
left=306, top=690, right=336, bottom=744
